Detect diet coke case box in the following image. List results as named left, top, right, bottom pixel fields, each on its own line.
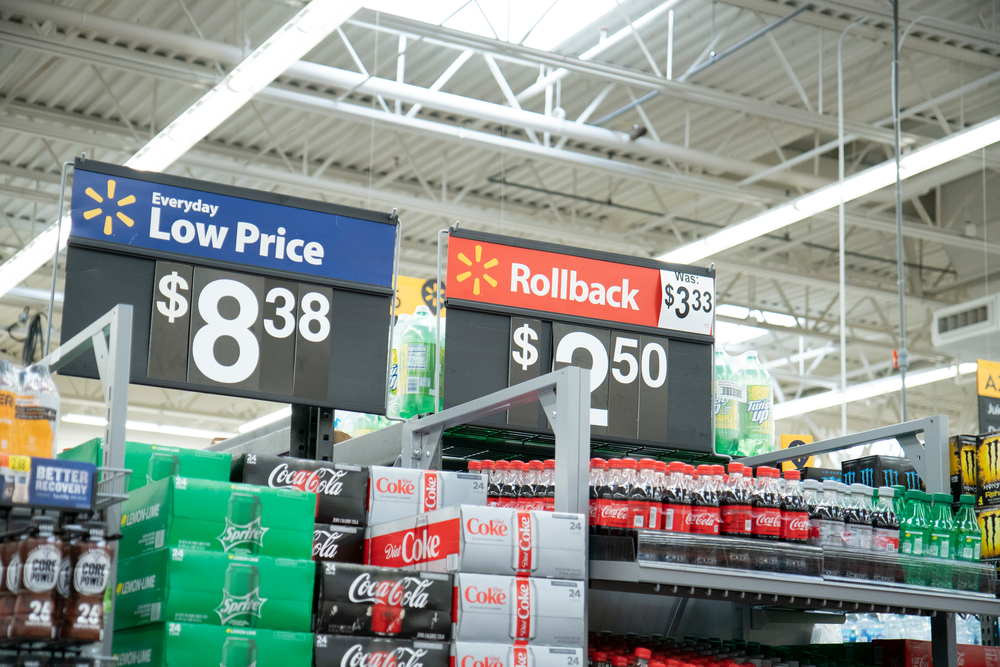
left=451, top=643, right=585, bottom=667
left=314, top=562, right=452, bottom=640
left=368, top=466, right=487, bottom=525
left=365, top=506, right=586, bottom=580
left=313, top=635, right=449, bottom=667
left=235, top=454, right=367, bottom=526
left=314, top=524, right=365, bottom=563
left=453, top=573, right=584, bottom=646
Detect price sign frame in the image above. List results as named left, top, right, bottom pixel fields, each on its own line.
left=60, top=159, right=398, bottom=413
left=443, top=229, right=716, bottom=453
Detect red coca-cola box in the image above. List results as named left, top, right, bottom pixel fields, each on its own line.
left=873, top=641, right=1000, bottom=667
left=313, top=635, right=450, bottom=667
left=234, top=453, right=367, bottom=526
left=365, top=506, right=586, bottom=580
left=451, top=643, right=585, bottom=667
left=314, top=524, right=365, bottom=563
left=453, top=573, right=585, bottom=646
left=368, top=466, right=487, bottom=525
left=314, top=561, right=453, bottom=640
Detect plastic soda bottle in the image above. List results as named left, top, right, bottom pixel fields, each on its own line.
left=955, top=494, right=982, bottom=561
left=738, top=352, right=774, bottom=456
left=399, top=306, right=437, bottom=418
left=901, top=490, right=931, bottom=556
left=928, top=493, right=956, bottom=559
left=386, top=314, right=411, bottom=420
left=713, top=350, right=743, bottom=456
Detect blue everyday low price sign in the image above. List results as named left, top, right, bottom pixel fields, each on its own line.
left=70, top=165, right=396, bottom=288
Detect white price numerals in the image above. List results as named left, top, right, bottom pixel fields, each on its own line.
left=555, top=332, right=666, bottom=426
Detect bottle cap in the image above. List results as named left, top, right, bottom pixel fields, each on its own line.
left=479, top=460, right=495, bottom=471
left=544, top=459, right=555, bottom=470
left=933, top=492, right=953, bottom=504
left=685, top=464, right=696, bottom=475
left=668, top=461, right=684, bottom=473
left=639, top=458, right=657, bottom=469
left=877, top=486, right=894, bottom=498
left=623, top=459, right=639, bottom=470
left=609, top=458, right=623, bottom=468
left=614, top=658, right=629, bottom=666
left=655, top=461, right=668, bottom=472
left=595, top=654, right=608, bottom=662
left=783, top=469, right=800, bottom=480
left=713, top=465, right=725, bottom=475
left=850, top=483, right=869, bottom=493
left=636, top=649, right=652, bottom=660
left=590, top=458, right=607, bottom=468
left=496, top=461, right=511, bottom=470
left=802, top=479, right=820, bottom=490
left=960, top=494, right=975, bottom=505
left=727, top=462, right=744, bottom=474
left=528, top=461, right=543, bottom=470
left=467, top=461, right=482, bottom=472
left=905, top=489, right=922, bottom=501
left=822, top=480, right=838, bottom=492
left=512, top=461, right=527, bottom=471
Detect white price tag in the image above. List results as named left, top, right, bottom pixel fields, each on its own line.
left=657, top=270, right=714, bottom=336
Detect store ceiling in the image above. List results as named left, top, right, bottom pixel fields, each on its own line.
left=0, top=0, right=998, bottom=449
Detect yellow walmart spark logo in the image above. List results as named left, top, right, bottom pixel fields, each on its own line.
left=455, top=244, right=498, bottom=296
left=82, top=179, right=136, bottom=235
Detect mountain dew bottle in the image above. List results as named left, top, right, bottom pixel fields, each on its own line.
left=399, top=306, right=437, bottom=418
left=386, top=314, right=411, bottom=420
left=739, top=352, right=774, bottom=456
left=714, top=350, right=743, bottom=456
left=438, top=317, right=446, bottom=412
left=956, top=494, right=982, bottom=561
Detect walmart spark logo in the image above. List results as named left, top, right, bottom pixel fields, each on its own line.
left=82, top=178, right=136, bottom=235
left=455, top=244, right=498, bottom=296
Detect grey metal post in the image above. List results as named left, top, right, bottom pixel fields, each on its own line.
left=46, top=160, right=73, bottom=356
left=931, top=612, right=958, bottom=667
left=549, top=366, right=590, bottom=514
left=892, top=0, right=909, bottom=420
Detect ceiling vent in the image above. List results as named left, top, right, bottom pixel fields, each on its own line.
left=932, top=295, right=1000, bottom=362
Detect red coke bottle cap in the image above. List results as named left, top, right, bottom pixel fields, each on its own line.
left=590, top=458, right=608, bottom=468
left=479, top=459, right=495, bottom=470
left=529, top=460, right=543, bottom=470
left=784, top=469, right=800, bottom=480
left=468, top=460, right=482, bottom=472
left=636, top=649, right=652, bottom=660
left=544, top=459, right=555, bottom=469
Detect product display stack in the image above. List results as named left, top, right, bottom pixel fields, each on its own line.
left=365, top=462, right=586, bottom=667
left=111, top=469, right=317, bottom=667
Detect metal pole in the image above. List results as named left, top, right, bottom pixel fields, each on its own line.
left=435, top=225, right=454, bottom=413
left=892, top=0, right=909, bottom=420
left=838, top=19, right=865, bottom=437
left=666, top=10, right=674, bottom=80
left=386, top=209, right=401, bottom=416
left=45, top=160, right=73, bottom=356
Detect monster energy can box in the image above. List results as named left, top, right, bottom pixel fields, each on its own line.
left=951, top=435, right=978, bottom=501
left=841, top=456, right=924, bottom=490
left=114, top=547, right=314, bottom=632
left=58, top=439, right=231, bottom=492
left=312, top=635, right=449, bottom=667
left=977, top=506, right=1000, bottom=559
left=314, top=562, right=452, bottom=640
left=978, top=433, right=1000, bottom=506
left=113, top=622, right=313, bottom=667
left=119, top=477, right=314, bottom=560
left=233, top=454, right=367, bottom=526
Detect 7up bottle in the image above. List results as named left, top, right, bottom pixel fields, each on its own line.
left=399, top=306, right=437, bottom=419
left=714, top=350, right=743, bottom=456
left=738, top=352, right=774, bottom=457
left=386, top=314, right=410, bottom=420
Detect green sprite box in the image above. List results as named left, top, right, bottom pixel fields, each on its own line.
left=58, top=439, right=231, bottom=492
left=119, top=477, right=313, bottom=560
left=113, top=621, right=312, bottom=667
left=115, top=547, right=314, bottom=632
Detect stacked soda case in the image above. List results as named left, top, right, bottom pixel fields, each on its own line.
left=111, top=476, right=318, bottom=667
left=0, top=511, right=113, bottom=648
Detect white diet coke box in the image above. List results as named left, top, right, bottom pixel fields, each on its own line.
left=365, top=505, right=585, bottom=580
left=451, top=643, right=585, bottom=667
left=368, top=466, right=487, bottom=525
left=453, top=573, right=584, bottom=646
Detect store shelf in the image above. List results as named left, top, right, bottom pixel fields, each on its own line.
left=590, top=559, right=1000, bottom=617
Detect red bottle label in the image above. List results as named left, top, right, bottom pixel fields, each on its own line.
left=589, top=499, right=598, bottom=526
left=809, top=518, right=821, bottom=543
left=601, top=500, right=629, bottom=528
left=544, top=497, right=554, bottom=512
left=752, top=507, right=782, bottom=537
left=781, top=511, right=810, bottom=541
left=627, top=501, right=658, bottom=530
left=720, top=505, right=753, bottom=535
left=690, top=506, right=720, bottom=534
left=662, top=504, right=690, bottom=532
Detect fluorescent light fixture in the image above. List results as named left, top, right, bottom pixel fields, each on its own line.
left=0, top=0, right=361, bottom=297
left=774, top=363, right=976, bottom=420
left=239, top=406, right=292, bottom=434
left=658, top=114, right=1000, bottom=264
left=717, top=304, right=750, bottom=319
left=62, top=413, right=108, bottom=427
left=716, top=321, right=768, bottom=347
left=125, top=420, right=234, bottom=440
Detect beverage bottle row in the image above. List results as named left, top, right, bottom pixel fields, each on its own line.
left=472, top=459, right=555, bottom=512
left=714, top=351, right=774, bottom=458
left=804, top=480, right=900, bottom=552
left=586, top=459, right=810, bottom=544
left=897, top=490, right=981, bottom=560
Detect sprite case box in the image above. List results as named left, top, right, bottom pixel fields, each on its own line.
left=113, top=621, right=312, bottom=667
left=58, top=439, right=231, bottom=492
left=115, top=548, right=314, bottom=632
left=119, top=477, right=313, bottom=560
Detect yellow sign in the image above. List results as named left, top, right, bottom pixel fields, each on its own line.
left=8, top=455, right=30, bottom=473
left=780, top=434, right=814, bottom=472
left=81, top=178, right=136, bottom=236
left=395, top=275, right=445, bottom=317
left=978, top=359, right=1000, bottom=399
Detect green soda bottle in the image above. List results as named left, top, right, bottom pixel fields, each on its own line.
left=955, top=494, right=982, bottom=561
left=386, top=314, right=411, bottom=420
left=713, top=350, right=743, bottom=456
left=928, top=493, right=956, bottom=559
left=891, top=485, right=907, bottom=519
left=901, top=490, right=930, bottom=556
left=738, top=352, right=774, bottom=456
left=399, top=306, right=437, bottom=419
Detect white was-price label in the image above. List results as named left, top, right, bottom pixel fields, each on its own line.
left=657, top=270, right=714, bottom=336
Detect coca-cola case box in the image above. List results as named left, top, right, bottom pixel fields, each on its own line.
left=314, top=561, right=452, bottom=640
left=453, top=573, right=584, bottom=646
left=368, top=466, right=487, bottom=525
left=872, top=640, right=1000, bottom=667
left=234, top=454, right=367, bottom=526
left=365, top=506, right=586, bottom=580
left=315, top=524, right=365, bottom=563
left=451, top=643, right=585, bottom=667
left=313, top=635, right=449, bottom=667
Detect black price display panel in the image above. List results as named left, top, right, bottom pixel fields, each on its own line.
left=60, top=160, right=396, bottom=413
